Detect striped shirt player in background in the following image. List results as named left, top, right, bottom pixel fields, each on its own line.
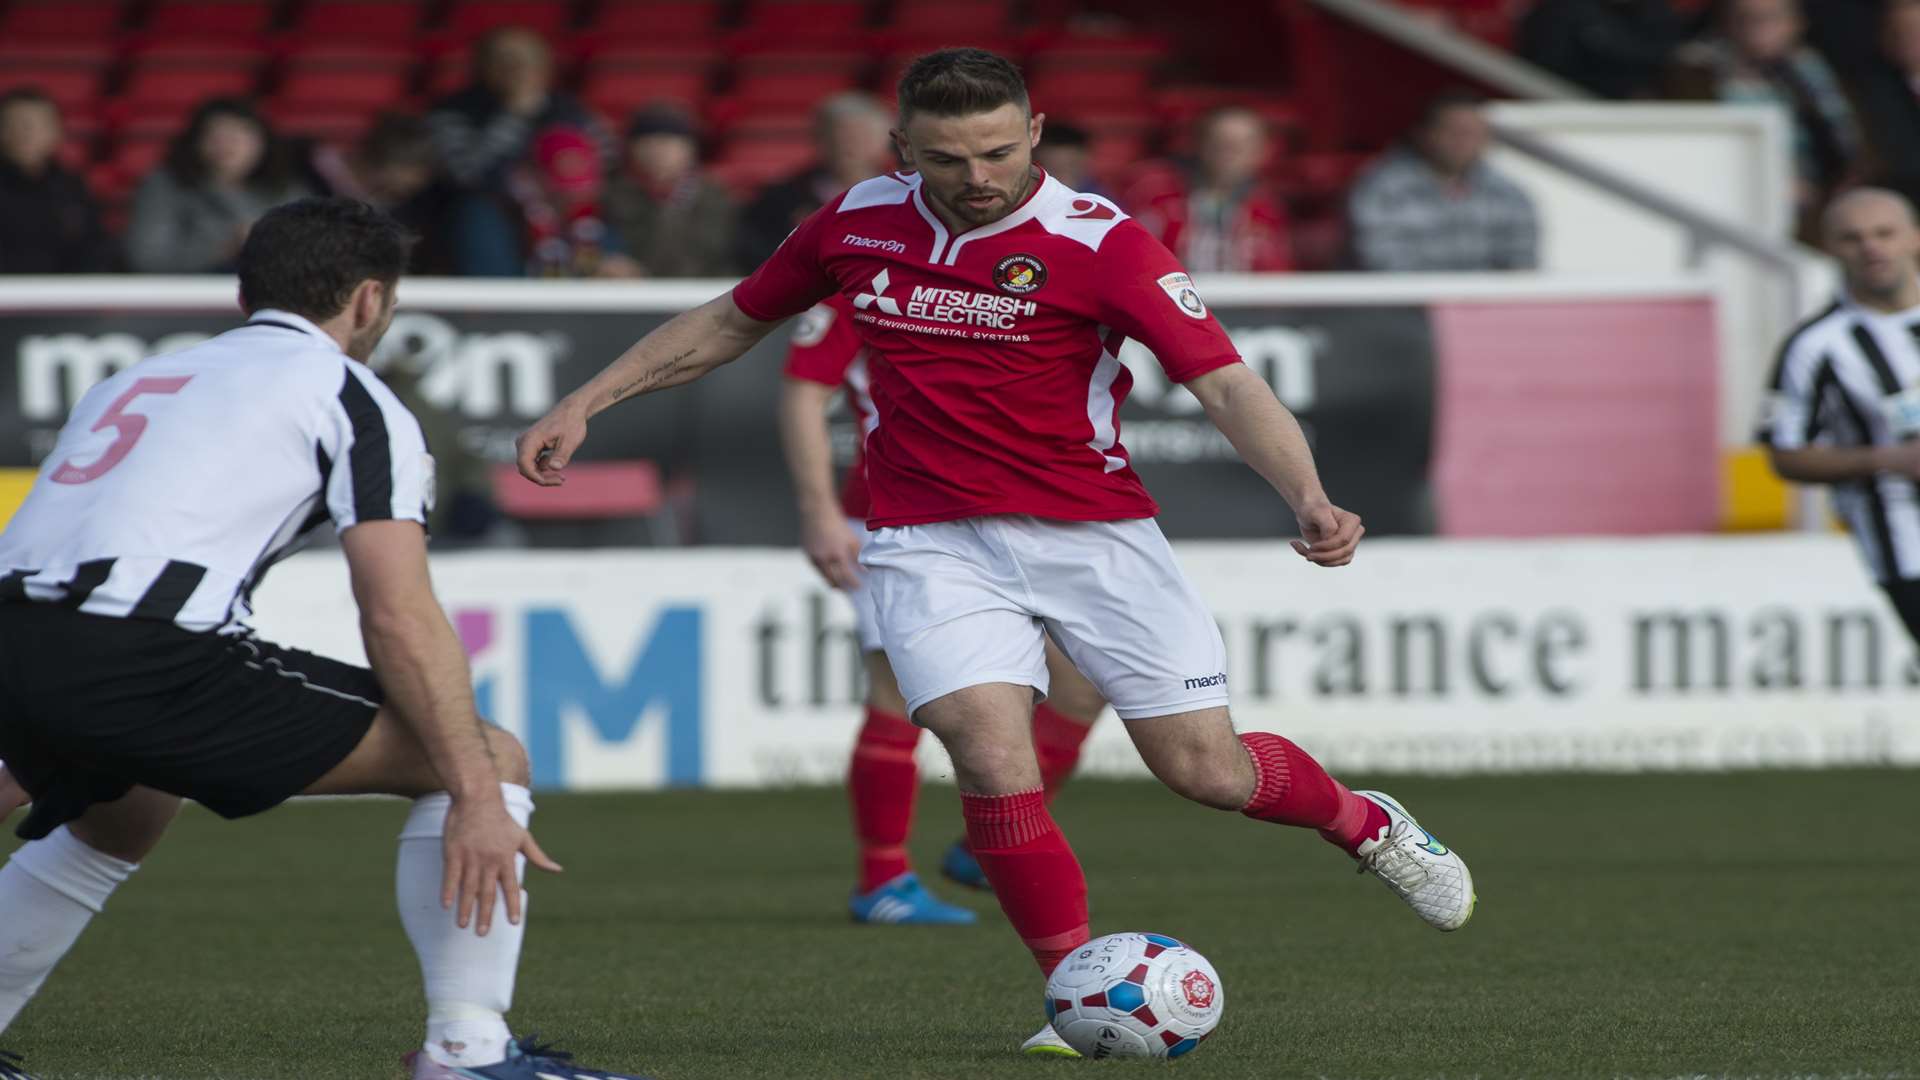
left=0, top=199, right=648, bottom=1080
left=1762, top=187, right=1920, bottom=637
left=778, top=293, right=1105, bottom=925
left=517, top=49, right=1476, bottom=1057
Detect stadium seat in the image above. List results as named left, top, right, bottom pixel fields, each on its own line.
left=709, top=137, right=816, bottom=196
left=290, top=2, right=428, bottom=42
left=265, top=105, right=377, bottom=144
left=733, top=0, right=871, bottom=45
left=3, top=68, right=102, bottom=114
left=490, top=461, right=663, bottom=520
left=1026, top=66, right=1153, bottom=111
left=145, top=0, right=275, bottom=38
left=0, top=41, right=116, bottom=69
left=583, top=1, right=725, bottom=43
left=581, top=69, right=714, bottom=121
left=886, top=0, right=1011, bottom=40
left=0, top=0, right=127, bottom=41
left=443, top=0, right=572, bottom=41
left=273, top=68, right=412, bottom=110
left=119, top=67, right=262, bottom=113
left=728, top=69, right=860, bottom=111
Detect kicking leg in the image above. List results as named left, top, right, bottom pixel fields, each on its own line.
left=0, top=785, right=179, bottom=1031
left=1127, top=709, right=1474, bottom=931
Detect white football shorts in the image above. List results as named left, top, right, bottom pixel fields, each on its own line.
left=861, top=515, right=1230, bottom=722
left=843, top=516, right=885, bottom=653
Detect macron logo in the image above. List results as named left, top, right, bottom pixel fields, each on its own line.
left=844, top=233, right=906, bottom=253
left=853, top=269, right=903, bottom=315
left=1182, top=672, right=1227, bottom=690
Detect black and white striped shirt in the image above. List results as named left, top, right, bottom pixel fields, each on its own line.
left=1760, top=294, right=1920, bottom=582
left=0, top=310, right=432, bottom=632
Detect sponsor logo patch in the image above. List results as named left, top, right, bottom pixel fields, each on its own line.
left=1182, top=672, right=1227, bottom=690
left=1157, top=272, right=1208, bottom=319
left=842, top=233, right=907, bottom=253
left=993, top=253, right=1048, bottom=294
left=791, top=303, right=836, bottom=347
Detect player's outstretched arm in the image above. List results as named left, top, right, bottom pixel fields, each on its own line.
left=515, top=292, right=783, bottom=486
left=777, top=377, right=863, bottom=589
left=1769, top=444, right=1920, bottom=483
left=341, top=520, right=560, bottom=934
left=1186, top=364, right=1364, bottom=567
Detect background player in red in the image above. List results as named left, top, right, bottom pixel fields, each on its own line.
left=518, top=47, right=1475, bottom=1058
left=777, top=294, right=1103, bottom=923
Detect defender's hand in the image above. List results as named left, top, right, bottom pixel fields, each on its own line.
left=1292, top=502, right=1364, bottom=567
left=442, top=796, right=563, bottom=937
left=515, top=403, right=589, bottom=487
left=800, top=507, right=864, bottom=590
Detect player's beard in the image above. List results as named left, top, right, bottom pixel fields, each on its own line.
left=946, top=166, right=1036, bottom=227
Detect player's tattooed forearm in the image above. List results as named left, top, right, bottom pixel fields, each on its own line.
left=607, top=348, right=697, bottom=405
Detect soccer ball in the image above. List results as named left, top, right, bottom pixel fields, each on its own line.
left=1043, top=932, right=1224, bottom=1059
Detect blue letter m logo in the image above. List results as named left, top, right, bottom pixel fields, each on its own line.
left=524, top=606, right=702, bottom=787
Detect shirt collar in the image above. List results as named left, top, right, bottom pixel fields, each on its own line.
left=246, top=309, right=342, bottom=351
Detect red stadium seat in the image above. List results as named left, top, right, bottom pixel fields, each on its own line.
left=734, top=0, right=870, bottom=45
left=887, top=0, right=1011, bottom=40
left=280, top=43, right=416, bottom=69
left=0, top=1, right=127, bottom=41
left=291, top=2, right=427, bottom=42
left=273, top=68, right=412, bottom=109
left=728, top=69, right=859, bottom=110
left=119, top=67, right=261, bottom=112
left=581, top=69, right=713, bottom=117
left=443, top=0, right=571, bottom=41
left=3, top=68, right=102, bottom=113
left=585, top=1, right=725, bottom=43
left=709, top=136, right=816, bottom=195
left=0, top=41, right=116, bottom=68
left=145, top=0, right=274, bottom=38
left=265, top=105, right=378, bottom=143
left=1026, top=66, right=1153, bottom=111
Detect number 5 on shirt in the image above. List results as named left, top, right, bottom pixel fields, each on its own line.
left=50, top=376, right=195, bottom=485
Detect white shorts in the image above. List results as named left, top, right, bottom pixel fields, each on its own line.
left=861, top=515, right=1230, bottom=721
left=844, top=516, right=885, bottom=653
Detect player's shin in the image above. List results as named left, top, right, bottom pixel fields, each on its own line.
left=0, top=826, right=138, bottom=1031
left=1237, top=732, right=1387, bottom=854
left=396, top=783, right=533, bottom=1068
left=959, top=789, right=1089, bottom=976
left=848, top=706, right=922, bottom=891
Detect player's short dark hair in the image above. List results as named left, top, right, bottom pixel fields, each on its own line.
left=237, top=197, right=413, bottom=321
left=896, top=48, right=1029, bottom=123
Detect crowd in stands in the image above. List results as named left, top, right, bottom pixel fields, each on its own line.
left=6, top=0, right=1918, bottom=276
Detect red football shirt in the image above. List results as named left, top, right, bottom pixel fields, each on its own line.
left=781, top=293, right=875, bottom=520
left=734, top=169, right=1243, bottom=528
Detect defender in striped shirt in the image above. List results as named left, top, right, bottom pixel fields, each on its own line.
left=1763, top=187, right=1920, bottom=636
left=0, top=199, right=648, bottom=1080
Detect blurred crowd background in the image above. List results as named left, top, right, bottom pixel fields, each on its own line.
left=1, top=0, right=1905, bottom=280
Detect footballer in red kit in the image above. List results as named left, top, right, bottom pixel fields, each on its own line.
left=519, top=48, right=1476, bottom=1058
left=778, top=294, right=1105, bottom=924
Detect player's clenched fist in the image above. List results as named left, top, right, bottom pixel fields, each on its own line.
left=1291, top=502, right=1364, bottom=567
left=515, top=403, right=589, bottom=487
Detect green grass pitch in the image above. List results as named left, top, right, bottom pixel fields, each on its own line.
left=3, top=770, right=1918, bottom=1079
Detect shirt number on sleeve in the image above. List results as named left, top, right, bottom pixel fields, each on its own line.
left=50, top=375, right=195, bottom=485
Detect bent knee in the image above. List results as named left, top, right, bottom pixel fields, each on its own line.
left=485, top=726, right=531, bottom=787
left=1148, top=753, right=1249, bottom=811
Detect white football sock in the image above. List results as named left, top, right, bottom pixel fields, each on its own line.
left=397, top=783, right=533, bottom=1068
left=0, top=826, right=138, bottom=1031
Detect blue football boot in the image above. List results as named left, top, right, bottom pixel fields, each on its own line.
left=939, top=839, right=992, bottom=891
left=406, top=1035, right=653, bottom=1079
left=848, top=871, right=977, bottom=925
left=0, top=1050, right=39, bottom=1080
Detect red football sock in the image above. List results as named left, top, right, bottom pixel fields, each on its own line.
left=1032, top=702, right=1093, bottom=801
left=961, top=789, right=1089, bottom=977
left=1237, top=732, right=1389, bottom=856
left=848, top=706, right=922, bottom=892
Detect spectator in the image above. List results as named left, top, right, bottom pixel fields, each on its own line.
left=428, top=26, right=614, bottom=275
left=604, top=105, right=737, bottom=277
left=1667, top=0, right=1864, bottom=225
left=502, top=125, right=638, bottom=278
left=297, top=113, right=457, bottom=273
left=1034, top=119, right=1107, bottom=197
left=1847, top=0, right=1920, bottom=208
left=0, top=86, right=115, bottom=273
left=1347, top=93, right=1540, bottom=272
left=1517, top=0, right=1686, bottom=99
left=1120, top=106, right=1293, bottom=272
left=125, top=97, right=307, bottom=274
left=737, top=93, right=894, bottom=267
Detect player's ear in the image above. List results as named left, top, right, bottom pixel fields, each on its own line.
left=350, top=279, right=382, bottom=330
left=891, top=125, right=912, bottom=168
left=1030, top=111, right=1045, bottom=149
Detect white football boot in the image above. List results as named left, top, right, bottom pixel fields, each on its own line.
left=1349, top=790, right=1476, bottom=931
left=1021, top=1024, right=1080, bottom=1058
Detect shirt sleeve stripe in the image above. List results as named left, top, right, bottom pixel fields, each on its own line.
left=338, top=367, right=396, bottom=524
